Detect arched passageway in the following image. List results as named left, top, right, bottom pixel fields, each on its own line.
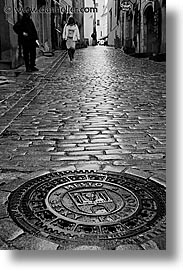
left=143, top=5, right=155, bottom=53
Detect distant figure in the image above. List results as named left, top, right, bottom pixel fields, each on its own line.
left=13, top=8, right=39, bottom=72
left=63, top=17, right=80, bottom=63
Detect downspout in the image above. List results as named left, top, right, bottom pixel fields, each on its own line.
left=139, top=0, right=141, bottom=53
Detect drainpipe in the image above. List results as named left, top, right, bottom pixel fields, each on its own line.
left=139, top=0, right=141, bottom=54
left=124, top=11, right=126, bottom=48
left=92, top=0, right=97, bottom=45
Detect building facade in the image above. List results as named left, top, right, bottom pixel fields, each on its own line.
left=51, top=0, right=72, bottom=50
left=0, top=0, right=73, bottom=70
left=140, top=0, right=166, bottom=55
left=84, top=0, right=108, bottom=46
left=107, top=0, right=166, bottom=57
left=72, top=0, right=85, bottom=47
left=107, top=0, right=121, bottom=47
left=0, top=0, right=26, bottom=69
left=84, top=0, right=93, bottom=46
left=96, top=0, right=108, bottom=43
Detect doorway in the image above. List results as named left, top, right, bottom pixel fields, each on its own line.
left=143, top=6, right=154, bottom=53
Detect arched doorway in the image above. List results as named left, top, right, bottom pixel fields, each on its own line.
left=143, top=5, right=154, bottom=53
left=134, top=6, right=139, bottom=52
left=124, top=10, right=133, bottom=52
left=127, top=11, right=133, bottom=48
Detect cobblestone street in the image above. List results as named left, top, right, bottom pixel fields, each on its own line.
left=0, top=46, right=166, bottom=250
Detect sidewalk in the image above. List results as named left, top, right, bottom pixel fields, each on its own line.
left=0, top=50, right=67, bottom=134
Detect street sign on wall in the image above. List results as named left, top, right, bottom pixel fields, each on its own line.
left=120, top=1, right=132, bottom=12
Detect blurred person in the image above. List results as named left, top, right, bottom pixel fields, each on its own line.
left=63, top=17, right=80, bottom=63
left=13, top=8, right=39, bottom=72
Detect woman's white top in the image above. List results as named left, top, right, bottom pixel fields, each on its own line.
left=63, top=24, right=80, bottom=42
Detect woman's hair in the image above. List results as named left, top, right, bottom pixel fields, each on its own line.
left=67, top=17, right=75, bottom=25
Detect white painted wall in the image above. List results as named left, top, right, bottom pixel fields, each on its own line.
left=96, top=0, right=108, bottom=41
left=84, top=0, right=94, bottom=45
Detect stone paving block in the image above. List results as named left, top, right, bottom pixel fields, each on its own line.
left=91, top=138, right=115, bottom=143
left=132, top=154, right=165, bottom=160
left=140, top=240, right=160, bottom=250
left=0, top=178, right=24, bottom=192
left=68, top=150, right=103, bottom=156
left=0, top=172, right=26, bottom=182
left=0, top=190, right=11, bottom=218
left=20, top=136, right=44, bottom=141
left=151, top=235, right=166, bottom=250
left=10, top=233, right=58, bottom=250
left=101, top=130, right=117, bottom=134
left=114, top=134, right=147, bottom=139
left=49, top=151, right=65, bottom=156
left=51, top=156, right=90, bottom=161
left=105, top=149, right=131, bottom=154
left=58, top=143, right=77, bottom=148
left=115, top=140, right=136, bottom=146
left=115, top=244, right=143, bottom=250
left=103, top=165, right=126, bottom=173
left=157, top=140, right=166, bottom=145
left=125, top=168, right=151, bottom=179
left=79, top=130, right=100, bottom=135
left=149, top=175, right=166, bottom=187
left=0, top=218, right=24, bottom=241
left=60, top=139, right=89, bottom=144
left=58, top=129, right=80, bottom=133
left=65, top=134, right=88, bottom=140
left=31, top=140, right=58, bottom=146
left=75, top=163, right=101, bottom=171
left=79, top=142, right=108, bottom=148
left=0, top=205, right=9, bottom=219
left=85, top=145, right=117, bottom=151
left=39, top=127, right=59, bottom=132
left=113, top=161, right=135, bottom=166
left=83, top=127, right=108, bottom=131
left=72, top=246, right=102, bottom=250
left=12, top=156, right=51, bottom=162
left=17, top=141, right=33, bottom=147
left=62, top=146, right=85, bottom=152
left=0, top=171, right=50, bottom=192
left=146, top=148, right=166, bottom=154
left=90, top=134, right=112, bottom=139
left=0, top=238, right=9, bottom=250
left=97, top=155, right=127, bottom=161
left=52, top=165, right=76, bottom=172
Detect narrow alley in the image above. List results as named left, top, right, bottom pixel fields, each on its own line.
left=0, top=46, right=166, bottom=250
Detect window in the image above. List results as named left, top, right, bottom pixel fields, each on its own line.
left=97, top=20, right=100, bottom=26
left=37, top=0, right=46, bottom=9
left=115, top=0, right=117, bottom=17
left=101, top=31, right=103, bottom=37
left=109, top=8, right=112, bottom=31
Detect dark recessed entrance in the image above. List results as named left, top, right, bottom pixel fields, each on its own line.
left=8, top=170, right=166, bottom=248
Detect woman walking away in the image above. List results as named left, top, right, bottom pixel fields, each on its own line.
left=63, top=17, right=80, bottom=63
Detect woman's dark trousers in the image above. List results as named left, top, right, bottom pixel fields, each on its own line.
left=68, top=48, right=75, bottom=61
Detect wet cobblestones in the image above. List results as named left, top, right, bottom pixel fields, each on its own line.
left=0, top=46, right=166, bottom=250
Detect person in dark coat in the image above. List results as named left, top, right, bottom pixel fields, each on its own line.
left=13, top=9, right=39, bottom=72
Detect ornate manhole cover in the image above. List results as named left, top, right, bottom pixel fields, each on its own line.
left=8, top=170, right=166, bottom=248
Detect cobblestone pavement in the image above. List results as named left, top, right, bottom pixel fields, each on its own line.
left=0, top=46, right=166, bottom=250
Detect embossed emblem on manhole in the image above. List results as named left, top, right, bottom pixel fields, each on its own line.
left=8, top=171, right=166, bottom=247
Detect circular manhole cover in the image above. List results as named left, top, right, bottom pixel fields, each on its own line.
left=8, top=170, right=166, bottom=248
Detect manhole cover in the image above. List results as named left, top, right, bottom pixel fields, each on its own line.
left=8, top=170, right=166, bottom=247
